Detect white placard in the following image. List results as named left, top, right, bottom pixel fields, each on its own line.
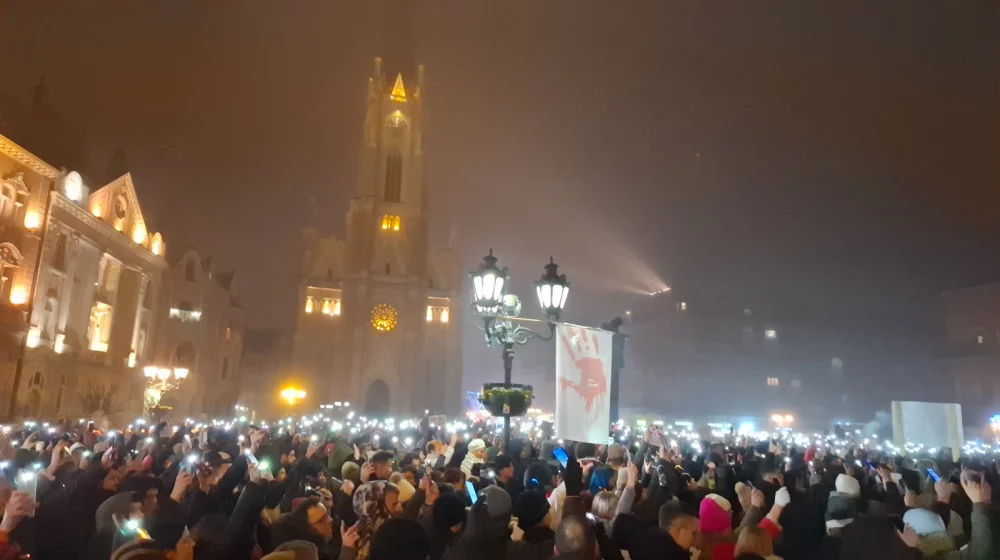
left=555, top=324, right=613, bottom=444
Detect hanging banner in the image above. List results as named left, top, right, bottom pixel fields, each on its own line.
left=555, top=324, right=613, bottom=444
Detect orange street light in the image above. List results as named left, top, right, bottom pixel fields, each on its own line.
left=280, top=387, right=307, bottom=406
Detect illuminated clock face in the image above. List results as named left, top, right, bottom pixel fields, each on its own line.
left=371, top=303, right=398, bottom=332
left=386, top=111, right=409, bottom=138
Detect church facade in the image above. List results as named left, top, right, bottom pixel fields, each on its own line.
left=291, top=58, right=462, bottom=416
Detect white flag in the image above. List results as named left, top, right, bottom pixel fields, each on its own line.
left=555, top=324, right=613, bottom=444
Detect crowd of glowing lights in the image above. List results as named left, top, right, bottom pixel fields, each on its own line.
left=1, top=406, right=998, bottom=464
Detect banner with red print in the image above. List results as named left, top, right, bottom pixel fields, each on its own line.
left=555, top=324, right=613, bottom=444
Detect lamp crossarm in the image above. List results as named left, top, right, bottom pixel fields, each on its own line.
left=481, top=314, right=555, bottom=347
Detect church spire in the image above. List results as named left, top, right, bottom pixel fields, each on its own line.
left=390, top=74, right=407, bottom=102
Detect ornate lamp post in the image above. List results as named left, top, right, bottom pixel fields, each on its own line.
left=470, top=249, right=570, bottom=450
left=143, top=366, right=189, bottom=421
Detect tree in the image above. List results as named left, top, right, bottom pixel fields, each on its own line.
left=78, top=382, right=119, bottom=418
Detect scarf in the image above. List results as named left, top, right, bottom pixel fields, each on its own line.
left=352, top=481, right=394, bottom=560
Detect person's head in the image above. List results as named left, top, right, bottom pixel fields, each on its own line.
left=432, top=492, right=467, bottom=533
left=121, top=476, right=163, bottom=517
left=442, top=467, right=464, bottom=488
left=494, top=456, right=514, bottom=481
left=514, top=490, right=551, bottom=530
left=588, top=466, right=614, bottom=494
left=371, top=451, right=395, bottom=481
left=370, top=518, right=430, bottom=560
left=574, top=442, right=597, bottom=460
left=467, top=439, right=487, bottom=461
left=735, top=526, right=773, bottom=558
left=294, top=497, right=333, bottom=542
left=554, top=515, right=597, bottom=560
left=400, top=452, right=421, bottom=469
left=342, top=461, right=361, bottom=484
left=698, top=494, right=732, bottom=535
left=759, top=458, right=784, bottom=487
left=270, top=539, right=320, bottom=560
left=478, top=485, right=513, bottom=523
left=590, top=490, right=618, bottom=521
left=524, top=461, right=555, bottom=491
left=354, top=481, right=403, bottom=527
left=660, top=502, right=699, bottom=550
left=425, top=440, right=444, bottom=456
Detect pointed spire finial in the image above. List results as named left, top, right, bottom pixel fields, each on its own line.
left=390, top=73, right=407, bottom=101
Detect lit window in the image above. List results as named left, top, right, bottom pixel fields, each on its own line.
left=765, top=329, right=777, bottom=339
left=831, top=357, right=843, bottom=369
left=54, top=333, right=65, bottom=354
left=322, top=299, right=332, bottom=315
left=380, top=215, right=401, bottom=231
left=333, top=300, right=341, bottom=316
left=304, top=297, right=315, bottom=314
left=743, top=308, right=751, bottom=317
left=767, top=377, right=779, bottom=387
left=26, top=328, right=40, bottom=349
left=169, top=307, right=202, bottom=322
left=87, top=302, right=113, bottom=352
left=371, top=303, right=398, bottom=332
left=677, top=302, right=687, bottom=311
left=425, top=305, right=450, bottom=323
left=9, top=285, right=26, bottom=305
left=977, top=335, right=984, bottom=344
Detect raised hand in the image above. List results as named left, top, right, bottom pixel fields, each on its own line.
left=961, top=471, right=991, bottom=504
left=171, top=470, right=194, bottom=502
left=341, top=521, right=360, bottom=549
left=751, top=488, right=765, bottom=509
left=0, top=491, right=33, bottom=531
left=360, top=462, right=375, bottom=483
left=341, top=479, right=355, bottom=496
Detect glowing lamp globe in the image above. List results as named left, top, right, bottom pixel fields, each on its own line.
left=470, top=249, right=507, bottom=318
left=534, top=257, right=570, bottom=321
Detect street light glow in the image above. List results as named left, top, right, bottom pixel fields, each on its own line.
left=281, top=387, right=307, bottom=406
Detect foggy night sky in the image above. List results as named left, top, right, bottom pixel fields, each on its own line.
left=2, top=1, right=999, bottom=391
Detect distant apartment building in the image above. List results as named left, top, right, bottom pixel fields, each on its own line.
left=151, top=249, right=244, bottom=419
left=940, top=284, right=1000, bottom=425
left=623, top=291, right=930, bottom=427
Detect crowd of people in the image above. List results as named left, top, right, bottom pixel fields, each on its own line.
left=0, top=416, right=995, bottom=560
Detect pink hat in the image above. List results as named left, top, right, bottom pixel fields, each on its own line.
left=698, top=494, right=732, bottom=533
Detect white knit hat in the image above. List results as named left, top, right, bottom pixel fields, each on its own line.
left=835, top=473, right=861, bottom=496
left=903, top=508, right=946, bottom=535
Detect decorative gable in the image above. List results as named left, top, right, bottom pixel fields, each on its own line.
left=87, top=173, right=164, bottom=257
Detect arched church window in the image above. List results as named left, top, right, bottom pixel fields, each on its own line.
left=185, top=259, right=196, bottom=282
left=384, top=150, right=402, bottom=203
left=385, top=263, right=391, bottom=275
left=326, top=268, right=333, bottom=281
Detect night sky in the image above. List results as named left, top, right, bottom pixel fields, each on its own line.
left=2, top=1, right=999, bottom=392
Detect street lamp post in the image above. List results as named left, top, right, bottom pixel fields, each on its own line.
left=142, top=366, right=189, bottom=421
left=470, top=249, right=570, bottom=451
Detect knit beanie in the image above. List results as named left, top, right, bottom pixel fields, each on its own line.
left=698, top=494, right=732, bottom=533
left=433, top=492, right=467, bottom=529
left=903, top=508, right=947, bottom=536
left=513, top=490, right=551, bottom=530
left=479, top=485, right=512, bottom=520
left=835, top=474, right=861, bottom=496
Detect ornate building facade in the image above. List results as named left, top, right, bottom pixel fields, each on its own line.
left=292, top=58, right=462, bottom=416
left=151, top=249, right=244, bottom=419
left=0, top=136, right=168, bottom=422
